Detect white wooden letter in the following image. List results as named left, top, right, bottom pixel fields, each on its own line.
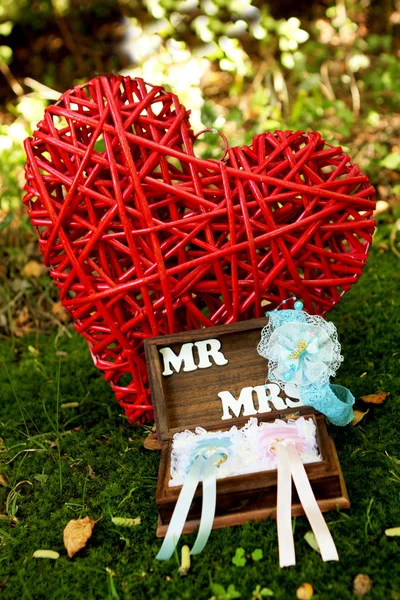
left=219, top=387, right=257, bottom=420
left=284, top=382, right=304, bottom=408
left=255, top=383, right=287, bottom=413
left=195, top=339, right=228, bottom=369
left=160, top=343, right=197, bottom=376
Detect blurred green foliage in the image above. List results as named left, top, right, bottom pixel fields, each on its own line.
left=0, top=0, right=399, bottom=239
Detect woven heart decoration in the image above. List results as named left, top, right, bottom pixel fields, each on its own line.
left=23, top=75, right=375, bottom=422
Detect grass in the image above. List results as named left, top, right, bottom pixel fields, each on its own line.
left=1, top=240, right=400, bottom=600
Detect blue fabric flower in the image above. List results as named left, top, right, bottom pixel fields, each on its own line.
left=267, top=321, right=335, bottom=387
left=257, top=307, right=354, bottom=426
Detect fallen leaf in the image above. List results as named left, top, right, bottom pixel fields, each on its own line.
left=373, top=199, right=390, bottom=216
left=178, top=544, right=191, bottom=576
left=377, top=242, right=389, bottom=253
left=304, top=531, right=320, bottom=554
left=143, top=431, right=161, bottom=450
left=33, top=550, right=60, bottom=560
left=377, top=185, right=390, bottom=199
left=22, top=260, right=46, bottom=278
left=360, top=392, right=389, bottom=405
left=111, top=516, right=141, bottom=528
left=351, top=409, right=369, bottom=427
left=296, top=583, right=313, bottom=600
left=63, top=516, right=96, bottom=558
left=353, top=573, right=372, bottom=597
left=385, top=527, right=400, bottom=537
left=52, top=301, right=70, bottom=323
left=0, top=475, right=8, bottom=487
left=88, top=465, right=96, bottom=479
left=15, top=306, right=30, bottom=327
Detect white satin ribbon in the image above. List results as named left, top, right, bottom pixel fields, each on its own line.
left=275, top=441, right=339, bottom=567
left=276, top=443, right=295, bottom=567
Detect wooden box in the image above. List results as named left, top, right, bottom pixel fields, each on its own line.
left=144, top=318, right=350, bottom=537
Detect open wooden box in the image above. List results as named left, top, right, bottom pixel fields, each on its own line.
left=144, top=318, right=350, bottom=537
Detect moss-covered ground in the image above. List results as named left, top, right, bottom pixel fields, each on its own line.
left=1, top=240, right=400, bottom=600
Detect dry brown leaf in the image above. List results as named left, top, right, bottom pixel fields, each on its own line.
left=22, top=260, right=46, bottom=278
left=52, top=301, right=70, bottom=323
left=296, top=582, right=314, bottom=599
left=353, top=573, right=372, bottom=597
left=351, top=409, right=369, bottom=427
left=88, top=465, right=96, bottom=479
left=63, top=516, right=96, bottom=558
left=377, top=242, right=389, bottom=253
left=143, top=431, right=161, bottom=451
left=0, top=475, right=8, bottom=487
left=15, top=306, right=30, bottom=327
left=360, top=392, right=389, bottom=405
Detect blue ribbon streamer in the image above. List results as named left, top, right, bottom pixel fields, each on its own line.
left=191, top=456, right=217, bottom=555
left=156, top=455, right=218, bottom=560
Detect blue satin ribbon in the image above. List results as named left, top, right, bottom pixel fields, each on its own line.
left=302, top=382, right=355, bottom=426
left=191, top=455, right=217, bottom=555
left=156, top=454, right=219, bottom=560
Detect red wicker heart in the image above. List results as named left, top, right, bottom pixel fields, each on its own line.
left=23, top=75, right=376, bottom=422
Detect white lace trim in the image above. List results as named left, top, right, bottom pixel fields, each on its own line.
left=169, top=417, right=321, bottom=487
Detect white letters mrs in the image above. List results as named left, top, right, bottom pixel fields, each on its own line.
left=218, top=384, right=303, bottom=420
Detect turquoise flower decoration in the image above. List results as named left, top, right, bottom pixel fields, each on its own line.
left=257, top=302, right=354, bottom=426
left=258, top=307, right=342, bottom=392
left=266, top=319, right=342, bottom=390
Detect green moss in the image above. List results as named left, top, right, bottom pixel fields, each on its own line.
left=1, top=246, right=400, bottom=600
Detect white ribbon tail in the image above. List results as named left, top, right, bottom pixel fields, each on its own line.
left=156, top=456, right=204, bottom=560
left=276, top=443, right=296, bottom=567
left=286, top=443, right=339, bottom=562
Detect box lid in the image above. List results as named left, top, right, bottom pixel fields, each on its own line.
left=145, top=317, right=317, bottom=442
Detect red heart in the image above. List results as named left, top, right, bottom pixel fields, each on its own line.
left=23, top=75, right=375, bottom=422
